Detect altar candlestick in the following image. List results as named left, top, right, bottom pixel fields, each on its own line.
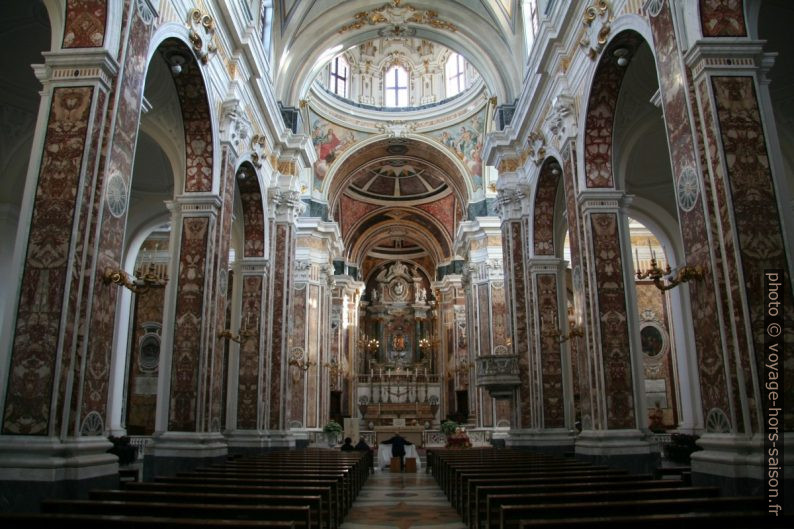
left=634, top=247, right=640, bottom=271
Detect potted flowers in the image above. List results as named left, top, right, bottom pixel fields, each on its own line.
left=322, top=420, right=343, bottom=447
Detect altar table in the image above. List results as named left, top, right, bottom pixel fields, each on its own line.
left=378, top=444, right=421, bottom=470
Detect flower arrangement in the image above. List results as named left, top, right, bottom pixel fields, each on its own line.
left=440, top=420, right=458, bottom=437
left=323, top=420, right=343, bottom=434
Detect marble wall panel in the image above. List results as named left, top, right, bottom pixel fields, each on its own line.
left=477, top=284, right=492, bottom=357
left=2, top=86, right=94, bottom=435
left=206, top=151, right=235, bottom=431
left=81, top=7, right=154, bottom=434
left=711, top=76, right=794, bottom=429
left=268, top=224, right=292, bottom=430
left=536, top=274, right=565, bottom=428
left=239, top=176, right=265, bottom=258
left=590, top=213, right=634, bottom=429
left=169, top=217, right=210, bottom=431
left=507, top=222, right=531, bottom=428
left=648, top=3, right=731, bottom=422
left=339, top=194, right=380, bottom=239
left=237, top=274, right=263, bottom=430
left=561, top=145, right=594, bottom=426
left=63, top=0, right=107, bottom=48
left=533, top=171, right=559, bottom=255
left=162, top=40, right=213, bottom=193
left=699, top=0, right=747, bottom=37
left=126, top=286, right=165, bottom=434
left=306, top=284, right=321, bottom=429
left=288, top=285, right=307, bottom=426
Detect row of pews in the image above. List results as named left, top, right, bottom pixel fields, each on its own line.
left=0, top=448, right=372, bottom=529
left=428, top=447, right=783, bottom=529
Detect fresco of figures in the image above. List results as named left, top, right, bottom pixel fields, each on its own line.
left=310, top=112, right=368, bottom=189
left=431, top=109, right=485, bottom=190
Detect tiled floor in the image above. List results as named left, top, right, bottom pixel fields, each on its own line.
left=341, top=467, right=466, bottom=529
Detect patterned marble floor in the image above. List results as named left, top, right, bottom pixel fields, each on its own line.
left=341, top=467, right=466, bottom=529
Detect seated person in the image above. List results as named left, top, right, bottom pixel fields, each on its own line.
left=354, top=436, right=370, bottom=451
left=381, top=431, right=412, bottom=470
left=340, top=437, right=355, bottom=451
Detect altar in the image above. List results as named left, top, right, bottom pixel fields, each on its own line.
left=374, top=425, right=424, bottom=447
left=377, top=444, right=421, bottom=470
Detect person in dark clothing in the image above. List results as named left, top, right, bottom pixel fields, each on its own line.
left=340, top=437, right=355, bottom=451
left=382, top=432, right=412, bottom=471
left=354, top=436, right=370, bottom=451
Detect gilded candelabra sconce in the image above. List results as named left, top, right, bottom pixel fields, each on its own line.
left=289, top=345, right=316, bottom=371
left=418, top=338, right=432, bottom=356
left=290, top=356, right=316, bottom=371
left=541, top=311, right=583, bottom=343
left=218, top=313, right=257, bottom=344
left=103, top=263, right=167, bottom=294
left=635, top=242, right=704, bottom=291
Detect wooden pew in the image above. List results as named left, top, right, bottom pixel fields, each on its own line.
left=483, top=486, right=719, bottom=529
left=126, top=481, right=337, bottom=529
left=471, top=478, right=683, bottom=529
left=499, top=496, right=766, bottom=529
left=89, top=490, right=324, bottom=529
left=517, top=510, right=783, bottom=529
left=0, top=513, right=296, bottom=528
left=41, top=499, right=312, bottom=529
left=455, top=467, right=625, bottom=512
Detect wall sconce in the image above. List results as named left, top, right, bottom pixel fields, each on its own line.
left=635, top=241, right=704, bottom=291
left=290, top=356, right=316, bottom=371
left=103, top=263, right=167, bottom=294
left=541, top=310, right=583, bottom=343
left=419, top=338, right=432, bottom=355
left=219, top=312, right=257, bottom=344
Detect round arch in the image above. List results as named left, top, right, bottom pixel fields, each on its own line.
left=325, top=134, right=473, bottom=212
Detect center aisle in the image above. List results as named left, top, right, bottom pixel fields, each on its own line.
left=340, top=465, right=466, bottom=529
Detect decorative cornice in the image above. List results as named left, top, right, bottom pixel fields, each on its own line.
left=268, top=188, right=306, bottom=223
left=338, top=0, right=456, bottom=35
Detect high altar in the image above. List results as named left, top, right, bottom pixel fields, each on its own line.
left=355, top=261, right=441, bottom=436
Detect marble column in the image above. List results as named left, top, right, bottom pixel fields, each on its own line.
left=0, top=1, right=157, bottom=509
left=331, top=276, right=364, bottom=422
left=143, top=193, right=227, bottom=478
left=495, top=184, right=539, bottom=435
left=649, top=1, right=794, bottom=493
left=456, top=219, right=512, bottom=432
left=571, top=190, right=654, bottom=472
left=434, top=274, right=467, bottom=424
left=261, top=187, right=304, bottom=446
left=286, top=219, right=342, bottom=438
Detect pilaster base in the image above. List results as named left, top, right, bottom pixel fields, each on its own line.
left=505, top=428, right=576, bottom=455
left=574, top=429, right=659, bottom=474
left=691, top=433, right=792, bottom=508
left=0, top=436, right=119, bottom=512
left=142, top=431, right=227, bottom=481
left=225, top=429, right=297, bottom=454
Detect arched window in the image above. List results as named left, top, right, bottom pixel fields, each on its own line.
left=261, top=0, right=274, bottom=54
left=445, top=53, right=466, bottom=98
left=329, top=55, right=349, bottom=97
left=385, top=65, right=409, bottom=107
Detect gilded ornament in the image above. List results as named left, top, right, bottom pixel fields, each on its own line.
left=338, top=0, right=456, bottom=34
